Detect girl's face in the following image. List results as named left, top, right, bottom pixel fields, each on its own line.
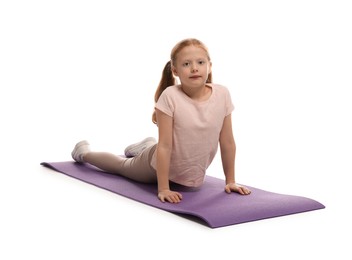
left=172, top=45, right=212, bottom=88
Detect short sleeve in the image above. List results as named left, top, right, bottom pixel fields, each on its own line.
left=155, top=88, right=174, bottom=117
left=224, top=86, right=235, bottom=116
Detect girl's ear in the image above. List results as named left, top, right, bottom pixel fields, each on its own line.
left=208, top=61, right=212, bottom=74
left=172, top=65, right=178, bottom=77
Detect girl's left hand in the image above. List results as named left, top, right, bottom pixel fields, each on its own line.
left=225, top=183, right=251, bottom=195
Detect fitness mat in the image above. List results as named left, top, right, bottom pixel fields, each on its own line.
left=41, top=161, right=325, bottom=228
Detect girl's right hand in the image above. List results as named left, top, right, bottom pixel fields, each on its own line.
left=158, top=190, right=183, bottom=203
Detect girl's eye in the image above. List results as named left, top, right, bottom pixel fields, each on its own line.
left=198, top=60, right=205, bottom=65
left=183, top=62, right=190, bottom=67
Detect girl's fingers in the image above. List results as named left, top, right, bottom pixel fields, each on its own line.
left=168, top=193, right=182, bottom=203
left=159, top=191, right=183, bottom=203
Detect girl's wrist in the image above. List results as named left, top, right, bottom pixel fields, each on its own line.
left=158, top=185, right=170, bottom=192
left=225, top=179, right=236, bottom=185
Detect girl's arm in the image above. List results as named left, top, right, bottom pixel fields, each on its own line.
left=219, top=114, right=251, bottom=195
left=155, top=108, right=183, bottom=203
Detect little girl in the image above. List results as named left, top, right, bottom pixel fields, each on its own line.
left=71, top=38, right=251, bottom=203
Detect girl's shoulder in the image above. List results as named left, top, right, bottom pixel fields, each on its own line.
left=161, top=84, right=183, bottom=97
left=167, top=84, right=180, bottom=91
left=208, top=83, right=232, bottom=95
left=208, top=82, right=228, bottom=88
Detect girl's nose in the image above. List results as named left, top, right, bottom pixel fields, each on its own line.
left=191, top=64, right=198, bottom=72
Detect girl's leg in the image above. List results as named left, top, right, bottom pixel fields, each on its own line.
left=83, top=151, right=130, bottom=174
left=71, top=140, right=157, bottom=183
left=124, top=137, right=157, bottom=157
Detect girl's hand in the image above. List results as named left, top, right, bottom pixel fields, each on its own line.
left=225, top=183, right=251, bottom=195
left=158, top=190, right=183, bottom=203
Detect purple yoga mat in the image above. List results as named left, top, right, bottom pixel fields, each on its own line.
left=41, top=161, right=325, bottom=228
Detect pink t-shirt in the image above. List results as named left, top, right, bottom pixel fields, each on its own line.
left=151, top=83, right=234, bottom=187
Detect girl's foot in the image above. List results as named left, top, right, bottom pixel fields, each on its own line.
left=71, top=140, right=90, bottom=162
left=124, top=137, right=157, bottom=157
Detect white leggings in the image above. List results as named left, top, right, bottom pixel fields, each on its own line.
left=83, top=143, right=157, bottom=183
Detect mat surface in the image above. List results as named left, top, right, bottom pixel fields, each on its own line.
left=41, top=161, right=325, bottom=228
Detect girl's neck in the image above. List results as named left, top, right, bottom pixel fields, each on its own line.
left=181, top=84, right=212, bottom=102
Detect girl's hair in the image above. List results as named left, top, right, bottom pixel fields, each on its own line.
left=152, top=38, right=212, bottom=124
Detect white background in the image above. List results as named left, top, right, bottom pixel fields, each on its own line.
left=1, top=0, right=351, bottom=259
